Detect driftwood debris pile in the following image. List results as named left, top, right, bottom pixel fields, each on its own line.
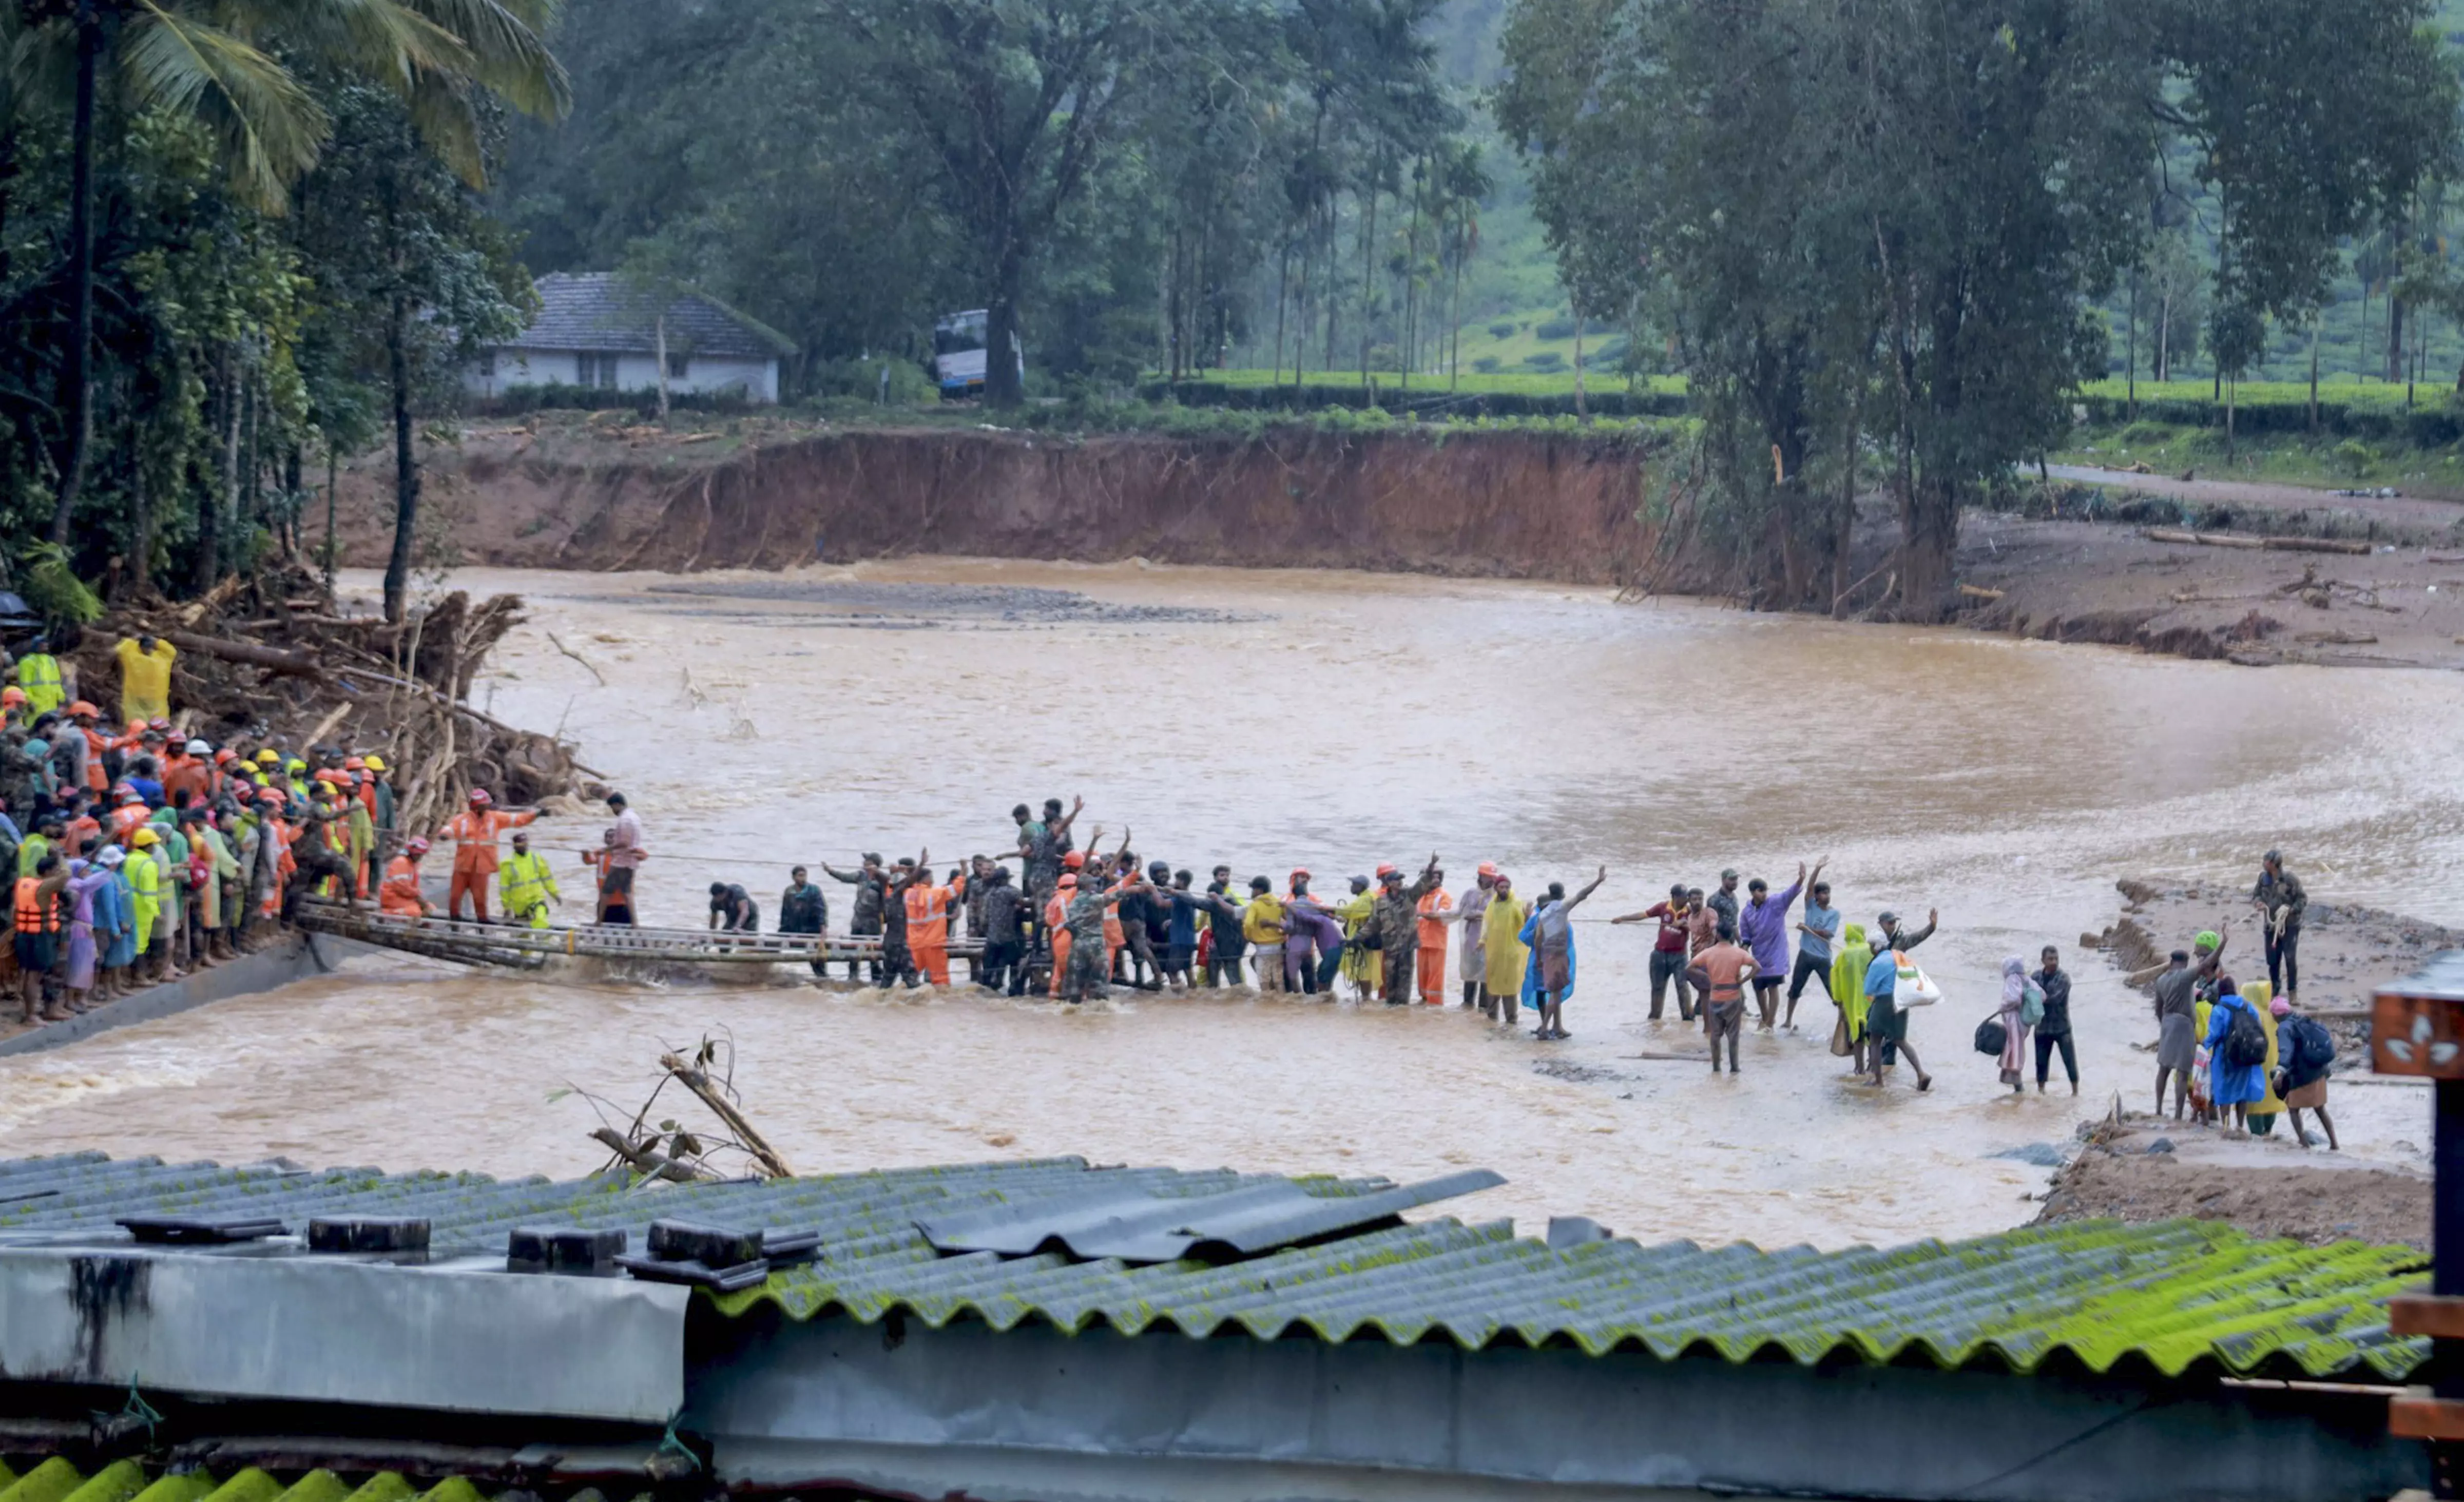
left=63, top=563, right=593, bottom=834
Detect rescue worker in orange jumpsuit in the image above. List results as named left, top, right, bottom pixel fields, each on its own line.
left=69, top=702, right=109, bottom=794
left=1416, top=868, right=1455, bottom=1006
left=256, top=788, right=296, bottom=922
left=380, top=838, right=436, bottom=917
left=438, top=788, right=538, bottom=923
left=1045, top=875, right=1075, bottom=998
left=903, top=865, right=968, bottom=986
left=106, top=785, right=151, bottom=843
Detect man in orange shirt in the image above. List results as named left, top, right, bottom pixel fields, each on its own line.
left=1691, top=922, right=1758, bottom=1076
left=438, top=788, right=537, bottom=923
left=903, top=865, right=968, bottom=986
left=380, top=838, right=436, bottom=917
left=1415, top=871, right=1455, bottom=1006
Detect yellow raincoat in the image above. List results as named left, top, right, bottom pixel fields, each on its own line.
left=2244, top=980, right=2285, bottom=1123
left=127, top=846, right=161, bottom=953
left=1831, top=922, right=1873, bottom=1040
left=1483, top=891, right=1531, bottom=998
left=1338, top=888, right=1382, bottom=990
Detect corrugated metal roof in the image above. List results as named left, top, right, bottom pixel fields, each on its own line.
left=508, top=273, right=793, bottom=359
left=914, top=1168, right=1505, bottom=1263
left=0, top=1460, right=594, bottom=1502
left=0, top=1152, right=2428, bottom=1382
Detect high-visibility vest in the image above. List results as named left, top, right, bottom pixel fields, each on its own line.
left=14, top=876, right=55, bottom=933
left=16, top=655, right=62, bottom=715
left=905, top=880, right=958, bottom=947
left=498, top=851, right=556, bottom=920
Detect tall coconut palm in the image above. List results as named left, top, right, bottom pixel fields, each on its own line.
left=12, top=0, right=568, bottom=546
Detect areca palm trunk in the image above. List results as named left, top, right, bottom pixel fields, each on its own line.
left=49, top=4, right=100, bottom=546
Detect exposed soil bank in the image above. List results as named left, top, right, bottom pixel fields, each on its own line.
left=2038, top=878, right=2445, bottom=1247
left=344, top=419, right=2464, bottom=667
left=338, top=424, right=1693, bottom=588
left=2094, top=878, right=2462, bottom=1021
left=2036, top=1118, right=2431, bottom=1249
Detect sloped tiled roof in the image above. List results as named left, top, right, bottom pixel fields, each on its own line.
left=505, top=273, right=793, bottom=359
left=0, top=1153, right=2429, bottom=1382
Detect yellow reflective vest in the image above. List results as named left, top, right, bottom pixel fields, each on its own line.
left=15, top=654, right=63, bottom=716
left=498, top=850, right=560, bottom=927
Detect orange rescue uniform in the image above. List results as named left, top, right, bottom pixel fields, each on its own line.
left=439, top=807, right=537, bottom=921
left=1045, top=891, right=1070, bottom=998
left=1416, top=888, right=1454, bottom=1005
left=903, top=875, right=966, bottom=986
left=379, top=855, right=427, bottom=916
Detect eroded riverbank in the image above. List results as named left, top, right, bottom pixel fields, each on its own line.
left=3, top=560, right=2453, bottom=1249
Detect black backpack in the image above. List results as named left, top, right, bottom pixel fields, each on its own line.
left=2289, top=1015, right=2337, bottom=1072
left=2221, top=1001, right=2269, bottom=1069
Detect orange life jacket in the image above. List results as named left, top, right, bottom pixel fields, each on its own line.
left=14, top=875, right=56, bottom=933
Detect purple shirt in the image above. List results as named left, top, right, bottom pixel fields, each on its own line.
left=1286, top=902, right=1343, bottom=954
left=1738, top=880, right=1802, bottom=978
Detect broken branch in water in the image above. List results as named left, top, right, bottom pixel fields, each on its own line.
left=661, top=1049, right=794, bottom=1178
left=548, top=631, right=608, bottom=686
left=589, top=1125, right=712, bottom=1183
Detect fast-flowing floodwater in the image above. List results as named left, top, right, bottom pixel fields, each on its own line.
left=4, top=559, right=2456, bottom=1249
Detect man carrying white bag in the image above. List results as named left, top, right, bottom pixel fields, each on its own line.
left=1862, top=907, right=1940, bottom=1091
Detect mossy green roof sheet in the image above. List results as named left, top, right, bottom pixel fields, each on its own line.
left=0, top=1152, right=2426, bottom=1383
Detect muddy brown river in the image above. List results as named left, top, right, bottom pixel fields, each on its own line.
left=4, top=560, right=2454, bottom=1248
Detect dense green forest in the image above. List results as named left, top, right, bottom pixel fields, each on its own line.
left=2, top=0, right=2461, bottom=615
left=1498, top=0, right=2456, bottom=615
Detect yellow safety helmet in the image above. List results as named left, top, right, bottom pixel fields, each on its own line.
left=130, top=827, right=159, bottom=848
left=363, top=755, right=386, bottom=772
left=254, top=749, right=279, bottom=766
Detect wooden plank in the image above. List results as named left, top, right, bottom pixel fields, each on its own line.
left=2372, top=992, right=2464, bottom=1078
left=2389, top=1294, right=2464, bottom=1339
left=2389, top=1390, right=2464, bottom=1441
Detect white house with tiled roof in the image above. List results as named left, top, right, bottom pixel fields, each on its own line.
left=465, top=272, right=795, bottom=403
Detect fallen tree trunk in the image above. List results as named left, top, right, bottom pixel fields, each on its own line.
left=163, top=630, right=324, bottom=678
left=2143, top=528, right=2373, bottom=556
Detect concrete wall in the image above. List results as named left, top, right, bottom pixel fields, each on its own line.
left=463, top=349, right=779, bottom=403
left=686, top=1310, right=2425, bottom=1502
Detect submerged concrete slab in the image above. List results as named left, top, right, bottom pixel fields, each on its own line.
left=0, top=933, right=337, bottom=1058
left=689, top=1311, right=2426, bottom=1502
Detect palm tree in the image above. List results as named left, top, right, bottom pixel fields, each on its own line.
left=12, top=0, right=568, bottom=547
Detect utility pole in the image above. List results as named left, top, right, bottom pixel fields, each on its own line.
left=2380, top=953, right=2464, bottom=1497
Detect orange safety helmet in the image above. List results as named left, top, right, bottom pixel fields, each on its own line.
left=406, top=837, right=432, bottom=857
left=468, top=788, right=493, bottom=807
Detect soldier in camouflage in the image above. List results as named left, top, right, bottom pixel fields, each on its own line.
left=1361, top=854, right=1442, bottom=1006
left=1061, top=868, right=1135, bottom=1004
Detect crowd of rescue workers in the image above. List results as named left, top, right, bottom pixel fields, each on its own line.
left=0, top=637, right=2344, bottom=1144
